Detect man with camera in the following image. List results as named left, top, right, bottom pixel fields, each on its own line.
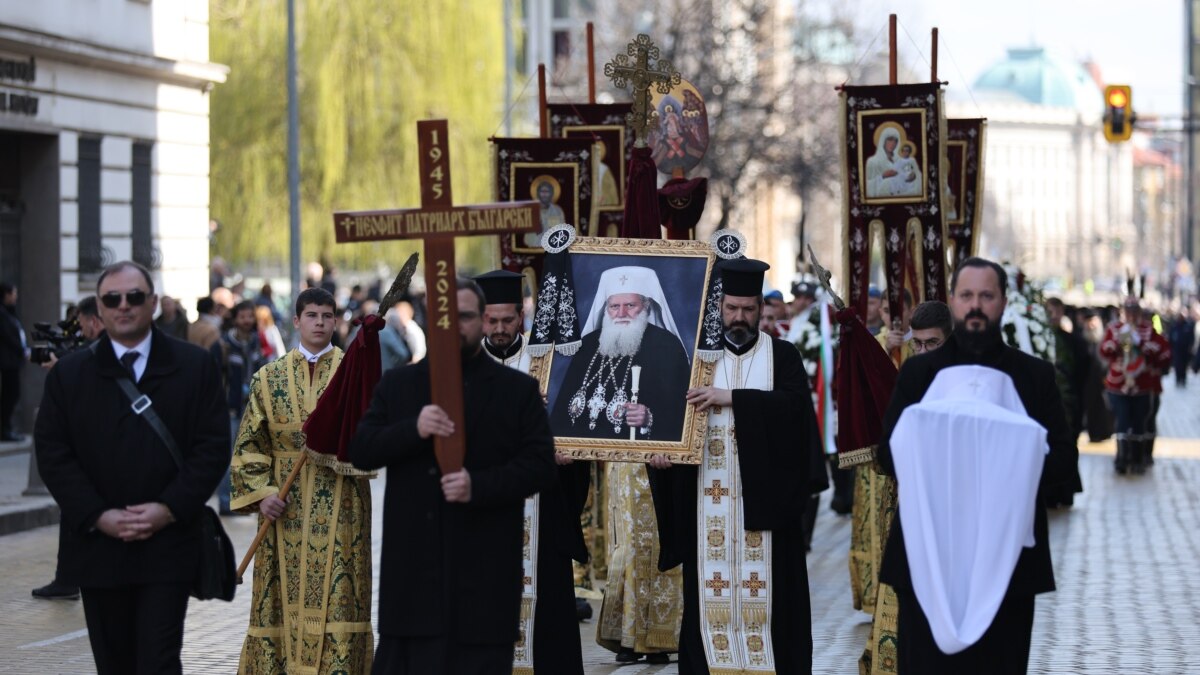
left=31, top=294, right=106, bottom=601
left=35, top=261, right=229, bottom=674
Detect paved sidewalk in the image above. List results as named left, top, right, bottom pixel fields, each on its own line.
left=4, top=383, right=1200, bottom=673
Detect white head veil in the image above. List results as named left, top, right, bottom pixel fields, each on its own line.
left=872, top=127, right=902, bottom=165
left=580, top=266, right=684, bottom=349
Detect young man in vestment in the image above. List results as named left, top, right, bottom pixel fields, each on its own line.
left=230, top=288, right=374, bottom=674
left=349, top=278, right=556, bottom=674
left=648, top=258, right=820, bottom=674
left=853, top=301, right=951, bottom=675
left=876, top=258, right=1078, bottom=674
left=475, top=270, right=589, bottom=675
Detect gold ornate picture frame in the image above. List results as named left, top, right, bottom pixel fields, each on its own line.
left=531, top=237, right=714, bottom=464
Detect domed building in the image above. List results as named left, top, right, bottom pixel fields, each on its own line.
left=948, top=47, right=1135, bottom=291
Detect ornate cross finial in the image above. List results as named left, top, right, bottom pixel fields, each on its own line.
left=604, top=34, right=681, bottom=147
left=807, top=244, right=846, bottom=311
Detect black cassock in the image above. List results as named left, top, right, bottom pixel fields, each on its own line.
left=549, top=323, right=691, bottom=441
left=876, top=333, right=1078, bottom=674
left=649, top=335, right=826, bottom=675
left=530, top=461, right=590, bottom=674
left=349, top=352, right=556, bottom=673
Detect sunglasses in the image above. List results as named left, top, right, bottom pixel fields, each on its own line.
left=100, top=290, right=149, bottom=308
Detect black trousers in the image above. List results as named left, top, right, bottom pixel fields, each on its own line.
left=372, top=635, right=513, bottom=675
left=81, top=583, right=190, bottom=675
left=0, top=367, right=18, bottom=434
left=897, top=587, right=1035, bottom=675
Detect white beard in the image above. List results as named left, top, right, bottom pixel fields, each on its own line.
left=598, top=311, right=649, bottom=357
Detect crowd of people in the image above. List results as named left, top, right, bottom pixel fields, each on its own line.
left=14, top=251, right=1194, bottom=675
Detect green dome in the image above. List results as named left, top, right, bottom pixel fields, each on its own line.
left=974, top=47, right=1102, bottom=112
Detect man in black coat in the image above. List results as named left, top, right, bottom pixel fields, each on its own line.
left=0, top=281, right=26, bottom=441
left=35, top=261, right=230, bottom=675
left=350, top=279, right=556, bottom=674
left=876, top=258, right=1078, bottom=675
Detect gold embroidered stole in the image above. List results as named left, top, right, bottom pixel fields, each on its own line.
left=489, top=346, right=540, bottom=675
left=267, top=350, right=348, bottom=674
left=699, top=336, right=777, bottom=674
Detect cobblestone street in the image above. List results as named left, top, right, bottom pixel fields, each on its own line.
left=3, top=383, right=1199, bottom=674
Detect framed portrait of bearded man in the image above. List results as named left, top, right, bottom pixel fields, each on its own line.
left=530, top=236, right=715, bottom=463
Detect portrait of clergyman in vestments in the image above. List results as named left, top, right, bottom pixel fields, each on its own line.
left=858, top=110, right=928, bottom=204
left=564, top=127, right=625, bottom=208
left=509, top=164, right=579, bottom=253
left=539, top=242, right=713, bottom=461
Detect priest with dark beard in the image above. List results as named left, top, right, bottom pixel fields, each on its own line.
left=875, top=257, right=1077, bottom=675
left=647, top=259, right=825, bottom=674
left=549, top=266, right=691, bottom=441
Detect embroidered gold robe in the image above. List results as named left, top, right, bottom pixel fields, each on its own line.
left=597, top=462, right=683, bottom=655
left=230, top=349, right=374, bottom=675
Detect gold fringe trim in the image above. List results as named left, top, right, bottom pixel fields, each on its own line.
left=705, top=605, right=731, bottom=625
left=232, top=452, right=274, bottom=467
left=520, top=597, right=533, bottom=620
left=742, top=605, right=768, bottom=625
left=304, top=447, right=378, bottom=477
left=697, top=349, right=722, bottom=363
left=512, top=668, right=535, bottom=675
left=838, top=445, right=876, bottom=468
left=710, top=669, right=775, bottom=675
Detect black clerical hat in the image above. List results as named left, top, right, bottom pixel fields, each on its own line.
left=720, top=258, right=770, bottom=297
left=474, top=270, right=524, bottom=306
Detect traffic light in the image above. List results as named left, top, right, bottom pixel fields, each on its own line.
left=1103, top=85, right=1133, bottom=142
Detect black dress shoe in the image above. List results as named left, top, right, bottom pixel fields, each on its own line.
left=575, top=597, right=593, bottom=622
left=646, top=653, right=671, bottom=664
left=615, top=648, right=642, bottom=663
left=32, top=581, right=80, bottom=600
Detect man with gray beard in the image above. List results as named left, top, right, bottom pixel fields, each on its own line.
left=548, top=266, right=691, bottom=442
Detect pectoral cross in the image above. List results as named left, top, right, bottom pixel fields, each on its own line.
left=334, top=120, right=539, bottom=473
left=706, top=571, right=731, bottom=597
left=741, top=572, right=767, bottom=598
left=705, top=479, right=730, bottom=504
left=604, top=34, right=681, bottom=147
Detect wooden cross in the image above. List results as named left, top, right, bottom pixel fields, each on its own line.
left=706, top=571, right=731, bottom=597
left=742, top=572, right=767, bottom=598
left=333, top=120, right=539, bottom=474
left=603, top=34, right=681, bottom=147
left=705, top=479, right=730, bottom=504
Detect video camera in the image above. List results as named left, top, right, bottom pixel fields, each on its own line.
left=30, top=318, right=87, bottom=365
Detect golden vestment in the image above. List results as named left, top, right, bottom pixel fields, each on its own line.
left=231, top=349, right=374, bottom=675
left=597, top=462, right=682, bottom=654
left=850, top=330, right=904, bottom=674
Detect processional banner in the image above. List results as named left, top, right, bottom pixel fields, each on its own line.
left=945, top=118, right=987, bottom=266
left=840, top=83, right=949, bottom=318
left=547, top=103, right=634, bottom=238
left=493, top=137, right=597, bottom=289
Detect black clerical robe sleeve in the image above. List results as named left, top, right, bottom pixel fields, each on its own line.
left=731, top=339, right=819, bottom=532
left=349, top=366, right=427, bottom=472
left=1030, top=358, right=1079, bottom=498
left=874, top=357, right=925, bottom=479
left=469, top=377, right=556, bottom=507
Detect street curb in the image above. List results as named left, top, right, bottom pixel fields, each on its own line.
left=0, top=499, right=59, bottom=536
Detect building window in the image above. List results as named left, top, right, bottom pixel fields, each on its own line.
left=131, top=142, right=156, bottom=269
left=78, top=137, right=102, bottom=273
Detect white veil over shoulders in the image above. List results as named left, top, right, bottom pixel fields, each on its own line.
left=890, top=365, right=1048, bottom=654
left=580, top=266, right=684, bottom=348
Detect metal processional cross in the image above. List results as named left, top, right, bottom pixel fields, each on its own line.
left=603, top=34, right=681, bottom=146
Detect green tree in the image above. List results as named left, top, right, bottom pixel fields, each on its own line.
left=210, top=0, right=506, bottom=271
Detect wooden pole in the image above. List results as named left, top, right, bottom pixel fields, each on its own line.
left=931, top=27, right=939, bottom=83
left=538, top=64, right=549, bottom=138
left=587, top=22, right=596, bottom=104
left=889, top=14, right=898, bottom=86
left=236, top=454, right=306, bottom=583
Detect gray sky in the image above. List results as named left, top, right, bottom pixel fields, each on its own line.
left=851, top=0, right=1185, bottom=118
